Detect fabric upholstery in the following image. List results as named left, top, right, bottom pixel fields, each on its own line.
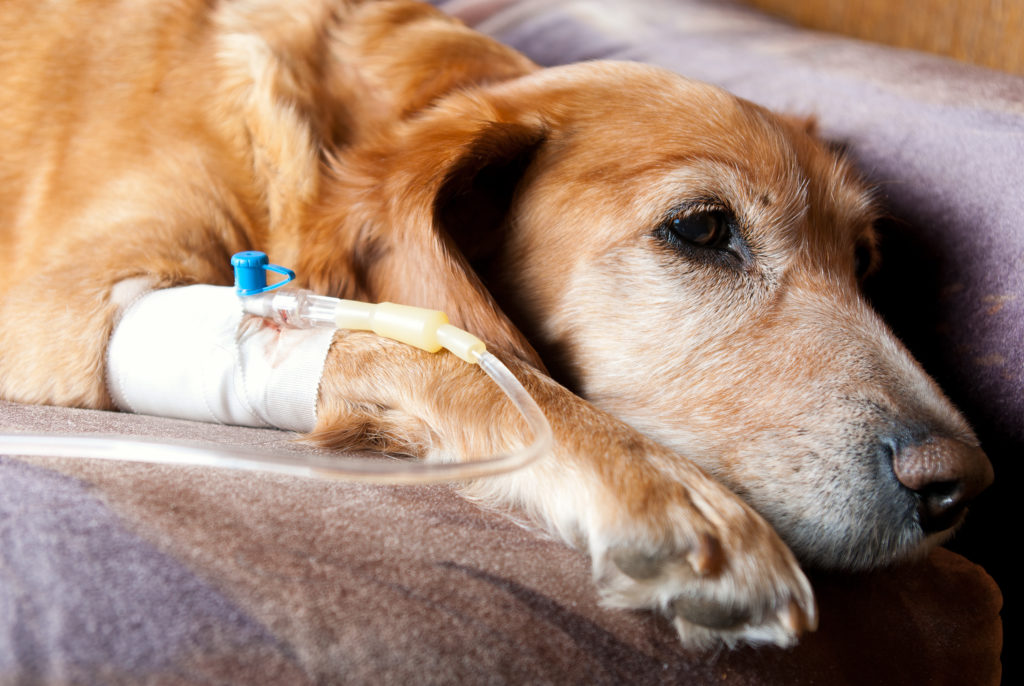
left=0, top=401, right=1002, bottom=684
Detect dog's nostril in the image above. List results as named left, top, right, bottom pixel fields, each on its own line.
left=922, top=479, right=960, bottom=499
left=891, top=436, right=994, bottom=534
left=914, top=480, right=965, bottom=532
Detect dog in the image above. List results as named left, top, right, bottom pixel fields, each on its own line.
left=0, top=0, right=993, bottom=648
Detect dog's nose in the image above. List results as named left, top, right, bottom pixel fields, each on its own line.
left=892, top=436, right=994, bottom=533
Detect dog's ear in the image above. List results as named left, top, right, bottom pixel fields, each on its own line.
left=780, top=114, right=819, bottom=137
left=307, top=118, right=547, bottom=367
left=434, top=121, right=545, bottom=279
left=425, top=121, right=548, bottom=364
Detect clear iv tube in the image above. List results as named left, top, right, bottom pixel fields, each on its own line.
left=0, top=292, right=553, bottom=484
left=0, top=351, right=551, bottom=484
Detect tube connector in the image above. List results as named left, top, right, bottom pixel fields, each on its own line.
left=436, top=323, right=487, bottom=363
left=240, top=288, right=487, bottom=364
left=334, top=301, right=485, bottom=363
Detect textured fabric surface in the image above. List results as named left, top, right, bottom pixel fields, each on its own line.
left=0, top=401, right=1003, bottom=684
left=2, top=0, right=1017, bottom=682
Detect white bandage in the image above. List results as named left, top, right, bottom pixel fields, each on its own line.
left=106, top=285, right=335, bottom=432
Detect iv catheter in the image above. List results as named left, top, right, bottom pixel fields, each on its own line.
left=231, top=251, right=489, bottom=364
left=0, top=252, right=552, bottom=485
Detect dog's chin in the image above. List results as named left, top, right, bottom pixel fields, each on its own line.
left=783, top=518, right=956, bottom=572
left=754, top=481, right=968, bottom=572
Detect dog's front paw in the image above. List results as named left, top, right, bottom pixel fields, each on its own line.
left=592, top=479, right=816, bottom=649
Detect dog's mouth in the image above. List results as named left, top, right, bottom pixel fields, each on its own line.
left=674, top=425, right=994, bottom=572
left=791, top=435, right=989, bottom=570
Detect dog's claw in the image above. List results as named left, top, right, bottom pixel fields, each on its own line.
left=777, top=598, right=799, bottom=634
left=686, top=532, right=721, bottom=576
left=782, top=595, right=817, bottom=633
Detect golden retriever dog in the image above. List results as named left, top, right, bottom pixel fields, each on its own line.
left=0, top=0, right=993, bottom=648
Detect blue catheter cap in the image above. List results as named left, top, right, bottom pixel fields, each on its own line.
left=231, top=251, right=296, bottom=296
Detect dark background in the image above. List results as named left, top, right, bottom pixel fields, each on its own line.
left=866, top=217, right=1018, bottom=684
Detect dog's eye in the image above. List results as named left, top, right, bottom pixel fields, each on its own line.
left=665, top=210, right=731, bottom=250
left=853, top=237, right=876, bottom=279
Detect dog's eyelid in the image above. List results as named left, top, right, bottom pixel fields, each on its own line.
left=661, top=205, right=731, bottom=243
left=667, top=198, right=729, bottom=216
left=657, top=199, right=735, bottom=234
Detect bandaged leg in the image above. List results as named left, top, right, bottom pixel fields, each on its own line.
left=106, top=285, right=334, bottom=432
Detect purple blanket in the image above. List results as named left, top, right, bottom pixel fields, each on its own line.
left=0, top=401, right=1003, bottom=684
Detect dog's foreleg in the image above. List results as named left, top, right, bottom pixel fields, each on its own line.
left=314, top=332, right=816, bottom=648
left=0, top=240, right=231, bottom=409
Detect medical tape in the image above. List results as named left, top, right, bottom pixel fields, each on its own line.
left=106, top=285, right=334, bottom=432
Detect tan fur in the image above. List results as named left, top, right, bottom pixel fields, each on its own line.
left=0, top=0, right=990, bottom=648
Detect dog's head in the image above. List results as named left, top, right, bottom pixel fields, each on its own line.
left=319, top=61, right=992, bottom=570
